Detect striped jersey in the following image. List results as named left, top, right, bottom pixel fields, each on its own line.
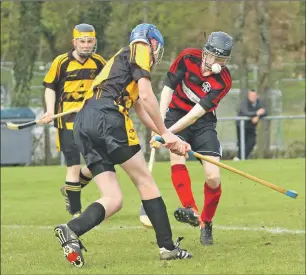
left=43, top=49, right=106, bottom=129
left=164, top=48, right=232, bottom=122
left=83, top=43, right=151, bottom=115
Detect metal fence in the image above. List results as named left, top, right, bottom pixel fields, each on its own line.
left=222, top=115, right=306, bottom=160
left=28, top=114, right=304, bottom=166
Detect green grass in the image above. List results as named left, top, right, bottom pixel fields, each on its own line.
left=278, top=81, right=305, bottom=114
left=282, top=119, right=306, bottom=146
left=1, top=159, right=305, bottom=274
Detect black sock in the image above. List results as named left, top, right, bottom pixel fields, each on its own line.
left=67, top=202, right=106, bottom=237
left=142, top=197, right=175, bottom=250
left=65, top=181, right=81, bottom=214
left=80, top=170, right=92, bottom=189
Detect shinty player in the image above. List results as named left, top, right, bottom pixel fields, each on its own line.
left=145, top=31, right=233, bottom=246
left=53, top=23, right=192, bottom=267
left=40, top=24, right=106, bottom=218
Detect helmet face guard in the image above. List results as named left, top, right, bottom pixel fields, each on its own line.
left=146, top=34, right=164, bottom=66
left=202, top=31, right=233, bottom=71
left=73, top=24, right=97, bottom=58
left=202, top=49, right=229, bottom=70
left=153, top=43, right=164, bottom=65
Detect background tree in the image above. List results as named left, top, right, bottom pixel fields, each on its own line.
left=232, top=1, right=249, bottom=101
left=256, top=0, right=272, bottom=158
left=11, top=2, right=42, bottom=107
left=79, top=1, right=112, bottom=57
left=1, top=1, right=304, bottom=163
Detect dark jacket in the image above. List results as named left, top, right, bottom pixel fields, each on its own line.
left=237, top=97, right=267, bottom=128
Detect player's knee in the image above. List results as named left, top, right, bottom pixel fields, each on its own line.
left=108, top=196, right=123, bottom=213
left=98, top=196, right=123, bottom=215
left=206, top=175, right=221, bottom=188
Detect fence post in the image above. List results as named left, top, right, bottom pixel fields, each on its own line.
left=60, top=152, right=65, bottom=166
left=240, top=119, right=246, bottom=160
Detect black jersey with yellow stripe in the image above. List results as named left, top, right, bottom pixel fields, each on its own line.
left=83, top=43, right=151, bottom=115
left=43, top=50, right=106, bottom=129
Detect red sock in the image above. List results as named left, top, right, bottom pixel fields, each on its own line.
left=201, top=182, right=222, bottom=222
left=171, top=164, right=198, bottom=211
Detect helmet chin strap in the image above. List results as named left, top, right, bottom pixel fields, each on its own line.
left=77, top=52, right=92, bottom=58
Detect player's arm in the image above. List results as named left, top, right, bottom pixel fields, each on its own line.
left=131, top=43, right=190, bottom=155
left=169, top=85, right=230, bottom=133
left=130, top=44, right=167, bottom=135
left=256, top=99, right=268, bottom=117
left=133, top=85, right=173, bottom=134
left=138, top=77, right=191, bottom=155
left=159, top=86, right=174, bottom=120
left=138, top=77, right=168, bottom=135
left=160, top=56, right=186, bottom=119
left=134, top=98, right=159, bottom=134
left=40, top=56, right=61, bottom=124
left=44, top=88, right=56, bottom=115
left=169, top=103, right=206, bottom=133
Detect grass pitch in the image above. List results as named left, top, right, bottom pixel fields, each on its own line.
left=1, top=158, right=305, bottom=274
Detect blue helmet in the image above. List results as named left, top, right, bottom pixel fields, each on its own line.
left=130, top=23, right=164, bottom=65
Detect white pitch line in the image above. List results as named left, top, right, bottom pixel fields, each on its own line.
left=1, top=224, right=305, bottom=235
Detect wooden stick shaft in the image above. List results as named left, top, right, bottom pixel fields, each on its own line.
left=6, top=108, right=80, bottom=130
left=40, top=108, right=80, bottom=121
left=192, top=151, right=287, bottom=194
left=148, top=147, right=156, bottom=172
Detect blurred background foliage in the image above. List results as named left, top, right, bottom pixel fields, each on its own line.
left=1, top=0, right=305, bottom=163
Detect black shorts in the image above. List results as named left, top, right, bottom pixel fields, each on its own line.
left=56, top=128, right=81, bottom=167
left=165, top=108, right=222, bottom=158
left=73, top=103, right=141, bottom=177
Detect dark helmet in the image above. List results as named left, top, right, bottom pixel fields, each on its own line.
left=73, top=23, right=96, bottom=39
left=204, top=31, right=233, bottom=57
left=73, top=23, right=96, bottom=58
left=203, top=31, right=233, bottom=70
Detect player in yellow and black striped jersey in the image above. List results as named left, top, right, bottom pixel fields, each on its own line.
left=40, top=23, right=106, bottom=217
left=52, top=24, right=192, bottom=268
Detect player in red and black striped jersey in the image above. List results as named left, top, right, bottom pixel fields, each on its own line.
left=156, top=31, right=233, bottom=245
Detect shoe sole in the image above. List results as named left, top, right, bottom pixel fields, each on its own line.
left=139, top=215, right=153, bottom=228
left=54, top=227, right=84, bottom=267
left=160, top=250, right=192, bottom=260
left=160, top=254, right=192, bottom=260
left=174, top=209, right=200, bottom=227
left=160, top=255, right=180, bottom=260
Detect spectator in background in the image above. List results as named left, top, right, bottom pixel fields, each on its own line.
left=234, top=89, right=267, bottom=160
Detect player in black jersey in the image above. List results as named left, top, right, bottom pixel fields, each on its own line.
left=53, top=23, right=192, bottom=268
